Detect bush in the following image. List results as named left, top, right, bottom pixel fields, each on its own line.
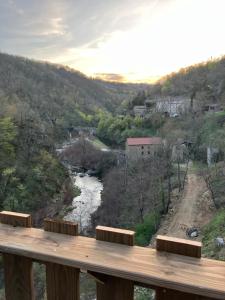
left=135, top=212, right=160, bottom=246
left=202, top=210, right=225, bottom=261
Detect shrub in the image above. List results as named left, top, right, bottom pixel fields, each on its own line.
left=135, top=212, right=160, bottom=246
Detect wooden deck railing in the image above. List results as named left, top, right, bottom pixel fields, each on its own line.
left=0, top=211, right=224, bottom=300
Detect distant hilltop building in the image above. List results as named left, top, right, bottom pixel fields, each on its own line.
left=145, top=96, right=191, bottom=117
left=126, top=137, right=162, bottom=159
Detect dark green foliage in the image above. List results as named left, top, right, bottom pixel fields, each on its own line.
left=135, top=212, right=160, bottom=246
left=96, top=113, right=160, bottom=146
left=200, top=162, right=225, bottom=208
left=0, top=135, right=69, bottom=213
left=0, top=115, right=73, bottom=217
left=0, top=117, right=16, bottom=168
left=202, top=210, right=225, bottom=261
left=131, top=91, right=147, bottom=107
left=199, top=111, right=225, bottom=149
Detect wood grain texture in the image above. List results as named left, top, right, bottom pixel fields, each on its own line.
left=97, top=275, right=134, bottom=300
left=44, top=218, right=79, bottom=236
left=96, top=226, right=134, bottom=300
left=0, top=225, right=224, bottom=299
left=3, top=254, right=34, bottom=300
left=96, top=226, right=135, bottom=246
left=46, top=263, right=79, bottom=300
left=1, top=211, right=34, bottom=300
left=156, top=235, right=204, bottom=300
left=44, top=219, right=80, bottom=300
left=156, top=235, right=202, bottom=258
left=0, top=210, right=32, bottom=227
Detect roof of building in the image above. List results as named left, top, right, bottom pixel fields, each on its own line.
left=127, top=137, right=162, bottom=146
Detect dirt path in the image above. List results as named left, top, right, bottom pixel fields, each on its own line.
left=154, top=167, right=215, bottom=240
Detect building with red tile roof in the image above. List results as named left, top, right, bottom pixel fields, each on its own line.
left=126, top=137, right=162, bottom=159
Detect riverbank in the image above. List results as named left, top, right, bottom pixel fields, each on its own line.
left=32, top=176, right=78, bottom=227
left=56, top=138, right=107, bottom=233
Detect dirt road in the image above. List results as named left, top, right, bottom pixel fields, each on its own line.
left=155, top=169, right=215, bottom=240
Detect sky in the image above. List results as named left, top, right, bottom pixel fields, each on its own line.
left=0, top=0, right=225, bottom=82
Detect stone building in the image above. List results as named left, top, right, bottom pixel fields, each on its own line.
left=145, top=96, right=191, bottom=117
left=126, top=137, right=162, bottom=159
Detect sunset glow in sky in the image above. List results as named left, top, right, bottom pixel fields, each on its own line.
left=1, top=0, right=225, bottom=82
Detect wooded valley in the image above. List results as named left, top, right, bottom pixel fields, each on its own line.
left=0, top=53, right=225, bottom=299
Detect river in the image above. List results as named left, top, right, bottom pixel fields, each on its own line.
left=57, top=138, right=107, bottom=231
left=64, top=174, right=103, bottom=230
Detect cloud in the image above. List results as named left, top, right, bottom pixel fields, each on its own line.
left=94, top=73, right=127, bottom=82
left=0, top=0, right=225, bottom=82
left=0, top=0, right=154, bottom=54
left=8, top=0, right=24, bottom=15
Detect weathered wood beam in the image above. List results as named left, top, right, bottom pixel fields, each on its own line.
left=46, top=262, right=79, bottom=300
left=95, top=226, right=135, bottom=300
left=156, top=235, right=202, bottom=258
left=155, top=235, right=214, bottom=300
left=0, top=223, right=224, bottom=299
left=44, top=218, right=79, bottom=236
left=0, top=211, right=32, bottom=227
left=44, top=218, right=80, bottom=300
left=96, top=225, right=135, bottom=246
left=1, top=211, right=34, bottom=300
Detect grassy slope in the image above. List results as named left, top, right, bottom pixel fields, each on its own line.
left=202, top=210, right=225, bottom=261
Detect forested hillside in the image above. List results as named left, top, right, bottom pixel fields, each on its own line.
left=0, top=52, right=145, bottom=221
left=149, top=56, right=225, bottom=106
left=0, top=52, right=144, bottom=133
left=92, top=57, right=225, bottom=260
left=148, top=57, right=225, bottom=263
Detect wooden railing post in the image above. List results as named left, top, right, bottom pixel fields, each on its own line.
left=94, top=226, right=135, bottom=300
left=44, top=218, right=80, bottom=300
left=0, top=211, right=34, bottom=300
left=155, top=235, right=213, bottom=300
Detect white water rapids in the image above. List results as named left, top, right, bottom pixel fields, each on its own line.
left=64, top=174, right=103, bottom=230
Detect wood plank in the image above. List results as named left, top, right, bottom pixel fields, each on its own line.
left=44, top=219, right=80, bottom=300
left=4, top=254, right=34, bottom=300
left=1, top=211, right=34, bottom=300
left=44, top=218, right=79, bottom=236
left=156, top=235, right=202, bottom=258
left=0, top=210, right=32, bottom=227
left=46, top=263, right=79, bottom=300
left=95, top=226, right=135, bottom=300
left=97, top=275, right=133, bottom=300
left=96, top=226, right=135, bottom=246
left=156, top=235, right=208, bottom=300
left=0, top=224, right=224, bottom=299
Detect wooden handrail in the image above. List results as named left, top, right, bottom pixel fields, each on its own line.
left=44, top=218, right=80, bottom=300
left=0, top=211, right=224, bottom=300
left=0, top=211, right=34, bottom=300
left=94, top=226, right=135, bottom=300
left=155, top=235, right=213, bottom=300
